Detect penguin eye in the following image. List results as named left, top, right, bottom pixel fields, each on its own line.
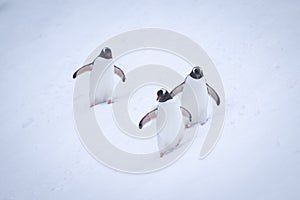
left=193, top=68, right=200, bottom=74
left=157, top=90, right=163, bottom=96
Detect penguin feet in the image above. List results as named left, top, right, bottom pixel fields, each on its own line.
left=185, top=123, right=191, bottom=128
left=200, top=118, right=209, bottom=126
left=160, top=152, right=164, bottom=158
left=107, top=99, right=113, bottom=104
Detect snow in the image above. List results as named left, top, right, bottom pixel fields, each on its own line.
left=0, top=0, right=300, bottom=199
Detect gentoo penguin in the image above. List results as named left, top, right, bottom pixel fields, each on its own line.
left=72, top=47, right=126, bottom=105
left=139, top=89, right=192, bottom=158
left=170, top=66, right=220, bottom=126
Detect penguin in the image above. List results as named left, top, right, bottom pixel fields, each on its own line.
left=72, top=47, right=126, bottom=105
left=139, top=88, right=192, bottom=158
left=170, top=66, right=220, bottom=126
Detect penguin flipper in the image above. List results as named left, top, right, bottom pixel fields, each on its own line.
left=170, top=81, right=185, bottom=97
left=114, top=65, right=126, bottom=82
left=73, top=63, right=93, bottom=79
left=180, top=106, right=192, bottom=122
left=138, top=108, right=158, bottom=129
left=206, top=83, right=220, bottom=106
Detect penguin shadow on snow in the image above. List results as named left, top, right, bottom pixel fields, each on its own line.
left=72, top=47, right=126, bottom=107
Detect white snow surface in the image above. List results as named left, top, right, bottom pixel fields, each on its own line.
left=0, top=0, right=300, bottom=199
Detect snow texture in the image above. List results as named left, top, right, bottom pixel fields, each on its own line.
left=0, top=0, right=300, bottom=199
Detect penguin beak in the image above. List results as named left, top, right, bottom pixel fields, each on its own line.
left=156, top=96, right=160, bottom=101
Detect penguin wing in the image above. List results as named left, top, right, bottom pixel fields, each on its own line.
left=206, top=83, right=220, bottom=106
left=180, top=106, right=192, bottom=122
left=138, top=108, right=158, bottom=129
left=114, top=65, right=126, bottom=82
left=170, top=81, right=185, bottom=97
left=73, top=63, right=93, bottom=79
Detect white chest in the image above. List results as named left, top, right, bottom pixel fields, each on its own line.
left=89, top=59, right=114, bottom=106
left=156, top=99, right=183, bottom=151
left=181, top=76, right=208, bottom=123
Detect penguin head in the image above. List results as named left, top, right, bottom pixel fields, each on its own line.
left=156, top=88, right=172, bottom=102
left=189, top=66, right=204, bottom=79
left=98, top=47, right=112, bottom=59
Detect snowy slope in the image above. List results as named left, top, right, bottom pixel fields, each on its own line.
left=0, top=0, right=300, bottom=199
